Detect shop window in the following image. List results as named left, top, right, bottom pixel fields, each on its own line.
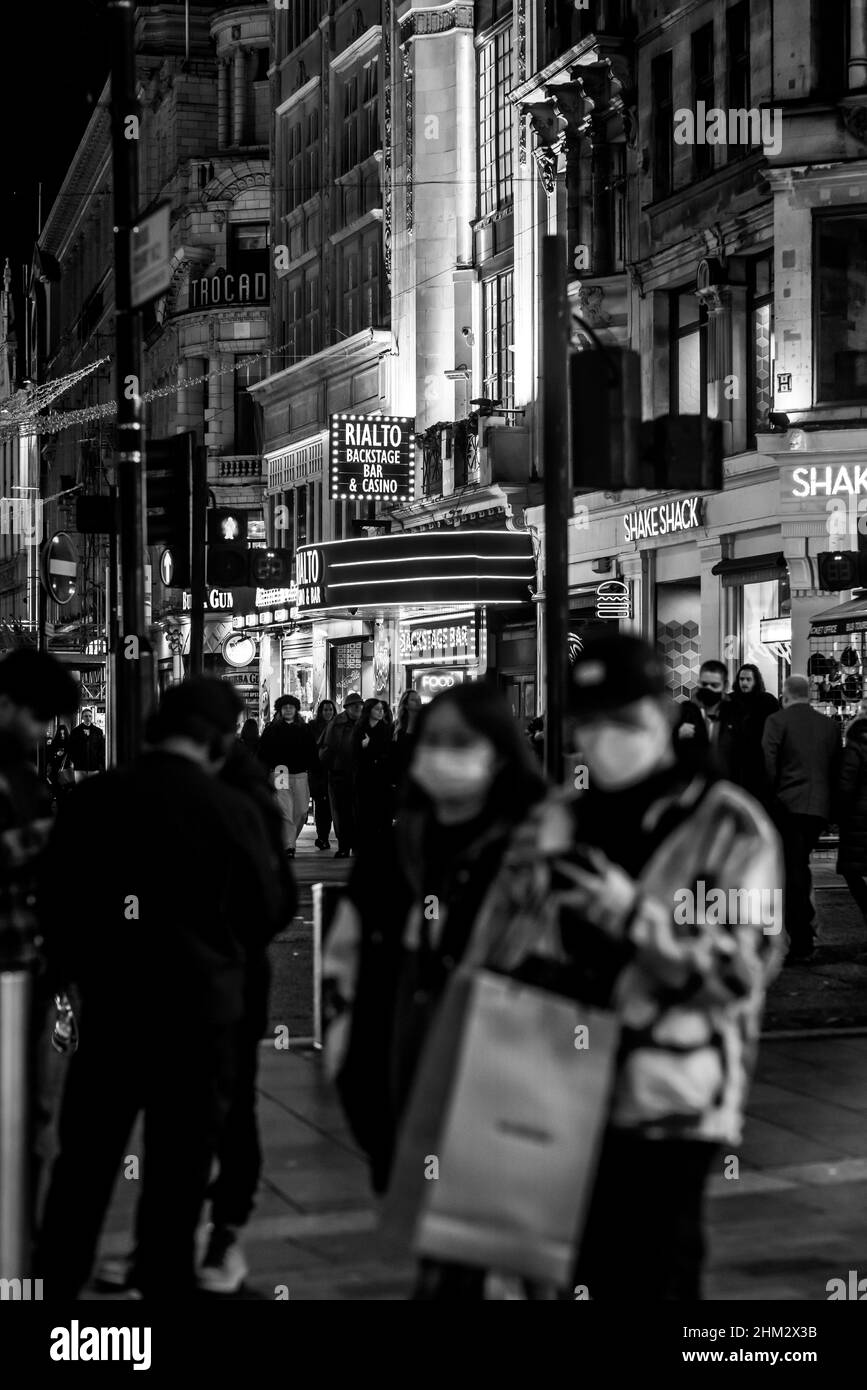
left=656, top=580, right=701, bottom=702
left=741, top=579, right=782, bottom=695
left=478, top=25, right=514, bottom=219
left=227, top=222, right=269, bottom=280
left=726, top=2, right=751, bottom=164
left=691, top=23, right=716, bottom=180
left=482, top=269, right=514, bottom=409
left=651, top=52, right=674, bottom=200
left=331, top=640, right=363, bottom=707
left=670, top=287, right=707, bottom=415
left=815, top=213, right=867, bottom=404
left=748, top=251, right=774, bottom=440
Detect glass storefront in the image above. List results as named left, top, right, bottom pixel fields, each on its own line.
left=656, top=579, right=701, bottom=701
left=330, top=639, right=363, bottom=706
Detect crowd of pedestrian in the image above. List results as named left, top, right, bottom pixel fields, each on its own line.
left=2, top=635, right=864, bottom=1302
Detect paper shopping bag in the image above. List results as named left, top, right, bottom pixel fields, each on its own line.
left=414, top=969, right=620, bottom=1287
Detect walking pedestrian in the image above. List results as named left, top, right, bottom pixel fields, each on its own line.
left=37, top=678, right=285, bottom=1300
left=46, top=722, right=72, bottom=799
left=676, top=659, right=737, bottom=776
left=310, top=699, right=336, bottom=850
left=762, top=674, right=841, bottom=962
left=353, top=698, right=394, bottom=852
left=320, top=691, right=364, bottom=857
left=727, top=664, right=780, bottom=805
left=392, top=689, right=422, bottom=796
left=835, top=708, right=867, bottom=930
left=66, top=707, right=105, bottom=781
left=238, top=717, right=260, bottom=755
left=322, top=681, right=546, bottom=1295
left=473, top=631, right=783, bottom=1300
left=257, top=694, right=316, bottom=859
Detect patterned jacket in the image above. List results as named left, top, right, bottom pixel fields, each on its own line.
left=468, top=774, right=784, bottom=1146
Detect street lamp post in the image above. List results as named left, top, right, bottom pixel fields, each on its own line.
left=541, top=237, right=571, bottom=783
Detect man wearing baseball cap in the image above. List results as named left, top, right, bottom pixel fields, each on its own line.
left=486, top=631, right=783, bottom=1300
left=319, top=692, right=364, bottom=857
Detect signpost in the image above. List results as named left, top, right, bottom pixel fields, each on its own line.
left=130, top=202, right=172, bottom=310
left=41, top=533, right=78, bottom=605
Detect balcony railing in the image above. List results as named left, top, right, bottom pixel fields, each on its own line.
left=419, top=418, right=481, bottom=498
left=215, top=455, right=262, bottom=480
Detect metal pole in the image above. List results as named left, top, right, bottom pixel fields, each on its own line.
left=541, top=237, right=571, bottom=784
left=0, top=896, right=38, bottom=1282
left=109, top=0, right=148, bottom=765
left=190, top=444, right=207, bottom=676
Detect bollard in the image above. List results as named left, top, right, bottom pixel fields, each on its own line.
left=0, top=890, right=38, bottom=1282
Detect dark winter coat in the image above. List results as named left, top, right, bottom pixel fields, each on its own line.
left=762, top=703, right=841, bottom=821
left=676, top=695, right=737, bottom=778
left=257, top=717, right=316, bottom=776
left=320, top=711, right=359, bottom=780
left=837, top=718, right=867, bottom=873
left=391, top=728, right=418, bottom=794
left=727, top=691, right=780, bottom=803
left=353, top=721, right=394, bottom=832
left=67, top=722, right=105, bottom=773
left=309, top=721, right=334, bottom=800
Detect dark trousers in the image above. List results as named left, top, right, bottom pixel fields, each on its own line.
left=573, top=1132, right=718, bottom=1301
left=208, top=1024, right=262, bottom=1230
left=328, top=777, right=356, bottom=854
left=778, top=811, right=826, bottom=953
left=38, top=1018, right=236, bottom=1299
left=313, top=792, right=332, bottom=845
left=842, top=870, right=867, bottom=927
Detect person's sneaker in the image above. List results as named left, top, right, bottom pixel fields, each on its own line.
left=197, top=1225, right=249, bottom=1295
left=92, top=1254, right=138, bottom=1292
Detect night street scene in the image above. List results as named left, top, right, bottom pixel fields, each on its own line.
left=4, top=0, right=867, bottom=1368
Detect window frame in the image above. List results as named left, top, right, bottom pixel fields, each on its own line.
left=691, top=22, right=716, bottom=181
left=747, top=249, right=774, bottom=443
left=651, top=52, right=674, bottom=201
left=813, top=208, right=867, bottom=407
left=482, top=268, right=515, bottom=410
left=670, top=286, right=708, bottom=417
left=477, top=21, right=515, bottom=220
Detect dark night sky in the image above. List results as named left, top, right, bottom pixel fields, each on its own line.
left=1, top=1, right=110, bottom=305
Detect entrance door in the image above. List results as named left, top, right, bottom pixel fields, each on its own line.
left=499, top=674, right=536, bottom=721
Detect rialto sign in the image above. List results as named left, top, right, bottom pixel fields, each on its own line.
left=330, top=413, right=415, bottom=502
left=622, top=496, right=703, bottom=544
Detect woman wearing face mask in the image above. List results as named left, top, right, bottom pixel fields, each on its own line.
left=727, top=664, right=780, bottom=806
left=478, top=631, right=783, bottom=1301
left=323, top=683, right=546, bottom=1289
left=352, top=698, right=395, bottom=853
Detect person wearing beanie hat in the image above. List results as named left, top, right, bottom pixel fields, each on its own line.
left=468, top=630, right=783, bottom=1301
left=257, top=693, right=317, bottom=859
left=37, top=677, right=287, bottom=1299
left=320, top=691, right=364, bottom=856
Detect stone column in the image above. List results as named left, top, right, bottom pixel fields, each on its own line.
left=699, top=537, right=724, bottom=666
left=851, top=0, right=867, bottom=89
left=218, top=60, right=230, bottom=148
left=232, top=49, right=247, bottom=146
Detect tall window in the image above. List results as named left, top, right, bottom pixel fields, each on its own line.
left=234, top=356, right=264, bottom=453
left=289, top=0, right=318, bottom=52
left=288, top=121, right=303, bottom=206
left=670, top=287, right=707, bottom=415
left=748, top=251, right=774, bottom=438
left=478, top=27, right=514, bottom=218
left=227, top=223, right=269, bottom=280
left=727, top=2, right=751, bottom=117
left=306, top=108, right=320, bottom=196
left=340, top=230, right=381, bottom=338
left=362, top=62, right=379, bottom=161
left=692, top=24, right=715, bottom=180
left=651, top=53, right=673, bottom=200
left=483, top=270, right=514, bottom=408
left=297, top=485, right=308, bottom=550
left=815, top=213, right=867, bottom=404
left=287, top=269, right=321, bottom=358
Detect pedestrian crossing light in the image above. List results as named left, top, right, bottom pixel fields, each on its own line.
left=206, top=509, right=248, bottom=587
left=817, top=551, right=867, bottom=592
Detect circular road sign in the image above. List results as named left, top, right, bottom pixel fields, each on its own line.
left=159, top=548, right=174, bottom=586
left=42, top=532, right=78, bottom=605
left=223, top=633, right=256, bottom=668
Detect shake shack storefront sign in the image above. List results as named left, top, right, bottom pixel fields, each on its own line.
left=188, top=267, right=268, bottom=311
left=622, top=496, right=703, bottom=544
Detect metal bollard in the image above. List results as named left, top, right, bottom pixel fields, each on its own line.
left=0, top=892, right=38, bottom=1282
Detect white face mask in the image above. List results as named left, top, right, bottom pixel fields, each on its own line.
left=411, top=743, right=497, bottom=802
left=581, top=715, right=671, bottom=791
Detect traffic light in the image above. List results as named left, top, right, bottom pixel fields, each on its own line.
left=640, top=415, right=725, bottom=492
left=571, top=347, right=642, bottom=490
left=817, top=551, right=867, bottom=591
left=146, top=433, right=193, bottom=587
left=248, top=547, right=293, bottom=587
left=206, top=509, right=248, bottom=587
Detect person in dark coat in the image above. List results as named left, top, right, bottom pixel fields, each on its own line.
left=763, top=674, right=841, bottom=961
left=353, top=698, right=394, bottom=853
left=323, top=682, right=547, bottom=1298
left=836, top=713, right=867, bottom=928
left=727, top=664, right=780, bottom=804
left=320, top=691, right=364, bottom=857
left=675, top=659, right=737, bottom=776
left=257, top=694, right=316, bottom=858
left=238, top=717, right=260, bottom=755
left=66, top=707, right=105, bottom=779
left=310, top=699, right=336, bottom=849
left=37, top=678, right=286, bottom=1300
left=392, top=689, right=422, bottom=796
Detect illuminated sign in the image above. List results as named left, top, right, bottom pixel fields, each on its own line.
left=595, top=580, right=631, bottom=620
left=329, top=414, right=415, bottom=501
left=223, top=633, right=257, bottom=668
left=399, top=623, right=477, bottom=661
left=414, top=668, right=468, bottom=698
left=255, top=586, right=297, bottom=610
left=790, top=466, right=867, bottom=497
left=182, top=588, right=235, bottom=612
left=622, top=496, right=702, bottom=544
left=188, top=267, right=269, bottom=311
left=294, top=531, right=535, bottom=612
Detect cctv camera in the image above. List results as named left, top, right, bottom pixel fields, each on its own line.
left=348, top=608, right=358, bottom=617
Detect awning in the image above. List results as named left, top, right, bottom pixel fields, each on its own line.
left=711, top=553, right=786, bottom=587
left=810, top=596, right=867, bottom=636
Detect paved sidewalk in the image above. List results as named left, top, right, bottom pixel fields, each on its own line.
left=89, top=1034, right=867, bottom=1301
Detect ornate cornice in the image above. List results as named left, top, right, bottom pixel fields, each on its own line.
left=517, top=0, right=527, bottom=165
left=398, top=4, right=473, bottom=42
left=401, top=43, right=414, bottom=234
left=526, top=101, right=561, bottom=196
left=383, top=0, right=393, bottom=285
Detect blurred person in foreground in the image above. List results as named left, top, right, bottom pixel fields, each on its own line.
left=37, top=678, right=286, bottom=1300
left=478, top=631, right=784, bottom=1299
left=323, top=681, right=546, bottom=1296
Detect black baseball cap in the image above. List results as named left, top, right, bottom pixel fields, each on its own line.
left=0, top=650, right=79, bottom=719
left=569, top=631, right=667, bottom=715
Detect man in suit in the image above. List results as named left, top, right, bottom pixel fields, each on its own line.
left=762, top=674, right=841, bottom=962
left=676, top=659, right=737, bottom=776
